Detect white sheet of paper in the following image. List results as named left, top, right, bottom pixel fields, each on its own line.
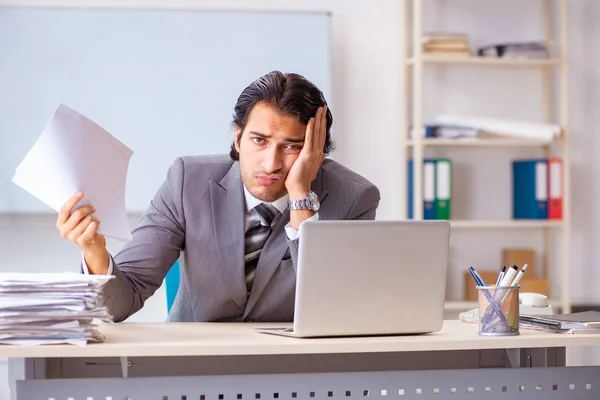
left=12, top=104, right=133, bottom=241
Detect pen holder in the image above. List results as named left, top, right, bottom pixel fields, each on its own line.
left=476, top=285, right=520, bottom=336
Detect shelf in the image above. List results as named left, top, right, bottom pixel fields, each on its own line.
left=407, top=138, right=560, bottom=147
left=445, top=299, right=562, bottom=312
left=449, top=220, right=563, bottom=229
left=407, top=55, right=562, bottom=68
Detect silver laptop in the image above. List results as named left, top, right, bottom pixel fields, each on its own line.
left=256, top=219, right=450, bottom=338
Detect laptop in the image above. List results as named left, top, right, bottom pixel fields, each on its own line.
left=256, top=219, right=450, bottom=338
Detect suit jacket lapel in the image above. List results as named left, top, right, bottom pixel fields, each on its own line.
left=209, top=162, right=247, bottom=310
left=243, top=166, right=329, bottom=318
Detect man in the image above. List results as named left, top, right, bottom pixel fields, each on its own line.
left=56, top=71, right=381, bottom=323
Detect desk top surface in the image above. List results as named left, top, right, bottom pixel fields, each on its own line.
left=1, top=320, right=599, bottom=358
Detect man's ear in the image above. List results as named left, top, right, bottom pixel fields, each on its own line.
left=234, top=127, right=242, bottom=153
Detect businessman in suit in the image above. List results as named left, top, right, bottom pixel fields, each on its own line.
left=55, top=71, right=381, bottom=323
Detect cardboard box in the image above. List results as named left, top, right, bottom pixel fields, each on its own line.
left=502, top=249, right=536, bottom=275
left=518, top=278, right=549, bottom=297
left=464, top=271, right=501, bottom=301
left=464, top=271, right=549, bottom=301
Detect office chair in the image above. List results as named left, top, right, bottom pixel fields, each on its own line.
left=165, top=260, right=180, bottom=313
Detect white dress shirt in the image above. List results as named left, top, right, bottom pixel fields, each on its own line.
left=83, top=188, right=318, bottom=275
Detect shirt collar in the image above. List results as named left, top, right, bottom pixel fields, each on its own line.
left=243, top=186, right=289, bottom=215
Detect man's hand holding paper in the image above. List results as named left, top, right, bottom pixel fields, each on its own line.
left=11, top=103, right=133, bottom=244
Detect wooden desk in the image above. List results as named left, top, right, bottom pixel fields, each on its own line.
left=5, top=320, right=600, bottom=399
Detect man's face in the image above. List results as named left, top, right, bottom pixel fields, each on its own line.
left=235, top=102, right=306, bottom=202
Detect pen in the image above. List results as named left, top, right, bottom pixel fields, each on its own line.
left=509, top=264, right=528, bottom=287
left=498, top=264, right=528, bottom=306
left=495, top=266, right=506, bottom=286
left=482, top=265, right=518, bottom=325
left=469, top=266, right=507, bottom=325
left=489, top=264, right=529, bottom=326
left=468, top=266, right=486, bottom=286
left=499, top=265, right=518, bottom=287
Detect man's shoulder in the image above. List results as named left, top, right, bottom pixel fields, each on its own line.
left=173, top=154, right=235, bottom=179
left=319, top=158, right=379, bottom=195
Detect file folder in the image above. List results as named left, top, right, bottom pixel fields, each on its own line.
left=512, top=159, right=548, bottom=219
left=407, top=158, right=437, bottom=219
left=423, top=159, right=436, bottom=219
left=435, top=158, right=451, bottom=220
left=547, top=158, right=563, bottom=220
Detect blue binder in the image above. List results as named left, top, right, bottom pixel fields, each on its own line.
left=512, top=159, right=548, bottom=219
left=407, top=158, right=437, bottom=219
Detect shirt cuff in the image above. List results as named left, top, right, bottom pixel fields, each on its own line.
left=81, top=252, right=113, bottom=275
left=285, top=212, right=319, bottom=240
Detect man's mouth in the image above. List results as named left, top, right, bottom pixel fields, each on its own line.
left=256, top=175, right=281, bottom=186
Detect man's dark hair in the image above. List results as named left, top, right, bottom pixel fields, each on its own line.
left=230, top=71, right=335, bottom=160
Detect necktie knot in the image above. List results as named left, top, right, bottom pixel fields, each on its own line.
left=253, top=202, right=278, bottom=227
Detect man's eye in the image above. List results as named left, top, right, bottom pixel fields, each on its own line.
left=251, top=137, right=265, bottom=144
left=285, top=144, right=302, bottom=151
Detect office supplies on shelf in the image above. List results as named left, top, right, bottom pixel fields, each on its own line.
left=547, top=157, right=563, bottom=219
left=476, top=41, right=549, bottom=59
left=407, top=158, right=452, bottom=220
left=407, top=158, right=436, bottom=219
left=435, top=114, right=560, bottom=141
left=512, top=159, right=548, bottom=219
left=435, top=158, right=451, bottom=220
left=403, top=0, right=571, bottom=314
left=422, top=32, right=470, bottom=57
left=502, top=249, right=535, bottom=274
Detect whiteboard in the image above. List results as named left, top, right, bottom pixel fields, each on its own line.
left=0, top=7, right=331, bottom=212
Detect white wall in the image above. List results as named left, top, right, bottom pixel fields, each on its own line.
left=0, top=0, right=599, bottom=383
left=0, top=0, right=405, bottom=320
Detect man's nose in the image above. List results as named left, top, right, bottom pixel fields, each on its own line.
left=261, top=146, right=283, bottom=173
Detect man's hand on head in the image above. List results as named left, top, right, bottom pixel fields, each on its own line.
left=284, top=105, right=327, bottom=199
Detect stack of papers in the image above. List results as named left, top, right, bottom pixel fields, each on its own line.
left=0, top=272, right=114, bottom=346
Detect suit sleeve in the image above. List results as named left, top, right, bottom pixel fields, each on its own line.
left=95, top=158, right=186, bottom=322
left=286, top=183, right=381, bottom=270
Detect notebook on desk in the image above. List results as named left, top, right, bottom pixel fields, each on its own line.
left=256, top=220, right=451, bottom=338
left=520, top=311, right=600, bottom=334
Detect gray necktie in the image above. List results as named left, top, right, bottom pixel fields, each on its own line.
left=244, top=203, right=278, bottom=292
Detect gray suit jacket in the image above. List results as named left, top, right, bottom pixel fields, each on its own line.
left=101, top=155, right=380, bottom=322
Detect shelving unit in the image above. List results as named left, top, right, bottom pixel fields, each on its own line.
left=408, top=138, right=563, bottom=147
left=407, top=55, right=562, bottom=67
left=449, top=220, right=564, bottom=229
left=401, top=0, right=571, bottom=313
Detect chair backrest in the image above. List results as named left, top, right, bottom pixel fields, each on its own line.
left=165, top=260, right=180, bottom=313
